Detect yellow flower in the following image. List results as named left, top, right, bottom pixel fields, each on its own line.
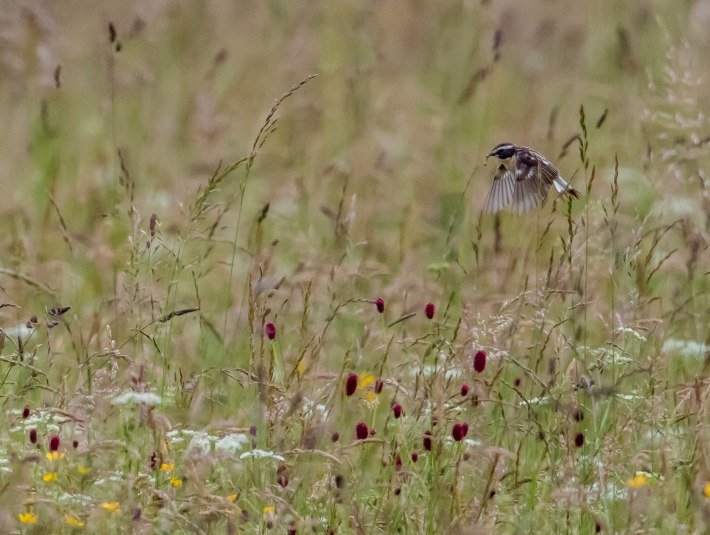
left=43, top=472, right=58, bottom=483
left=101, top=502, right=120, bottom=513
left=263, top=505, right=275, bottom=514
left=627, top=473, right=648, bottom=489
left=358, top=372, right=376, bottom=390
left=704, top=482, right=710, bottom=498
left=169, top=476, right=183, bottom=487
left=45, top=451, right=65, bottom=461
left=364, top=390, right=379, bottom=407
left=64, top=514, right=85, bottom=527
left=160, top=462, right=174, bottom=473
left=77, top=465, right=91, bottom=475
left=226, top=493, right=238, bottom=502
left=18, top=512, right=37, bottom=524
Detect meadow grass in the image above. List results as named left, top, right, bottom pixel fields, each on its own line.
left=0, top=1, right=708, bottom=533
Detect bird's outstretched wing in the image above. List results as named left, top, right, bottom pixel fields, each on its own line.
left=483, top=163, right=516, bottom=214
left=510, top=149, right=558, bottom=214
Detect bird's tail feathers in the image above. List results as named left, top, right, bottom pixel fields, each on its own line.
left=553, top=176, right=580, bottom=199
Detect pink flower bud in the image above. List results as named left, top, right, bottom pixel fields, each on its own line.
left=425, top=303, right=435, bottom=319
left=265, top=322, right=276, bottom=340
left=375, top=297, right=385, bottom=314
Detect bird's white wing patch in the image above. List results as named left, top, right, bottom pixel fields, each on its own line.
left=483, top=166, right=516, bottom=214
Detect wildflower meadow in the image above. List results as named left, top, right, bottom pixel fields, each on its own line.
left=0, top=2, right=708, bottom=533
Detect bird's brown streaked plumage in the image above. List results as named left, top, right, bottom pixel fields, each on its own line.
left=483, top=143, right=580, bottom=215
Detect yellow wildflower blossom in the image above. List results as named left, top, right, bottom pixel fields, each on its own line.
left=704, top=482, right=710, bottom=498
left=169, top=476, right=183, bottom=487
left=18, top=512, right=37, bottom=524
left=64, top=514, right=85, bottom=527
left=358, top=372, right=376, bottom=389
left=263, top=505, right=275, bottom=514
left=160, top=462, right=174, bottom=473
left=45, top=451, right=65, bottom=461
left=226, top=493, right=238, bottom=502
left=364, top=390, right=379, bottom=407
left=43, top=472, right=58, bottom=483
left=627, top=473, right=648, bottom=489
left=101, top=502, right=120, bottom=513
left=77, top=465, right=91, bottom=475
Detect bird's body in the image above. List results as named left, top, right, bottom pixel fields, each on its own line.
left=484, top=143, right=580, bottom=214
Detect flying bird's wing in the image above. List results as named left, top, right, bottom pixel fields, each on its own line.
left=483, top=163, right=516, bottom=214
left=510, top=149, right=557, bottom=214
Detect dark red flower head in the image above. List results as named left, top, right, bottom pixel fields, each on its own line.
left=460, top=384, right=469, bottom=397
left=395, top=454, right=403, bottom=471
left=513, top=377, right=521, bottom=388
left=375, top=298, right=385, bottom=314
left=331, top=432, right=339, bottom=442
left=473, top=350, right=487, bottom=373
left=355, top=422, right=369, bottom=440
left=452, top=423, right=465, bottom=442
left=49, top=435, right=60, bottom=452
left=29, top=429, right=37, bottom=444
left=22, top=406, right=30, bottom=419
left=374, top=379, right=384, bottom=394
left=574, top=432, right=585, bottom=448
left=411, top=451, right=419, bottom=463
left=423, top=431, right=432, bottom=451
left=265, top=322, right=276, bottom=340
left=345, top=374, right=358, bottom=396
left=461, top=423, right=469, bottom=437
left=425, top=303, right=435, bottom=319
left=392, top=403, right=403, bottom=419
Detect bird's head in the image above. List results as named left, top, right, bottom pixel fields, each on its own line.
left=487, top=143, right=517, bottom=161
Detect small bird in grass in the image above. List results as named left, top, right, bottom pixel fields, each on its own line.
left=483, top=143, right=580, bottom=214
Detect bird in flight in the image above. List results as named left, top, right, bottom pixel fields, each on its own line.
left=483, top=143, right=580, bottom=214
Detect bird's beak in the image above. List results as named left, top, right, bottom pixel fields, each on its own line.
left=486, top=151, right=495, bottom=159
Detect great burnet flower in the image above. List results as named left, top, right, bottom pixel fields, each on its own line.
left=355, top=422, right=369, bottom=440
left=423, top=431, right=432, bottom=451
left=345, top=374, right=358, bottom=396
left=452, top=423, right=469, bottom=442
left=473, top=350, right=487, bottom=373
left=392, top=403, right=403, bottom=418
